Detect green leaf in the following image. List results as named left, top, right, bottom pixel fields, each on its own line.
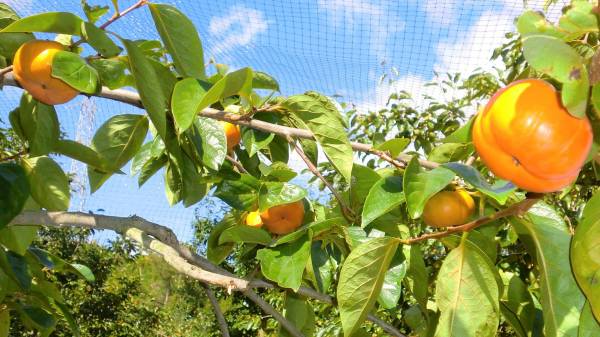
left=434, top=239, right=500, bottom=337
left=258, top=182, right=307, bottom=212
left=218, top=225, right=272, bottom=245
left=516, top=11, right=565, bottom=39
left=81, top=0, right=109, bottom=23
left=428, top=143, right=473, bottom=163
left=558, top=1, right=598, bottom=40
left=138, top=154, right=167, bottom=187
left=442, top=117, right=474, bottom=143
left=20, top=305, right=55, bottom=329
left=283, top=94, right=353, bottom=182
left=268, top=135, right=289, bottom=163
left=22, top=156, right=69, bottom=211
left=0, top=309, right=8, bottom=337
left=80, top=22, right=120, bottom=57
left=512, top=202, right=585, bottom=337
left=259, top=162, right=297, bottom=182
left=307, top=241, right=335, bottom=292
left=206, top=214, right=236, bottom=264
left=191, top=117, right=227, bottom=171
left=51, top=50, right=99, bottom=94
left=499, top=272, right=536, bottom=337
left=16, top=95, right=59, bottom=157
left=442, top=162, right=516, bottom=204
left=5, top=251, right=31, bottom=289
left=561, top=68, right=589, bottom=118
left=214, top=174, right=259, bottom=210
left=361, top=176, right=405, bottom=227
left=281, top=293, right=315, bottom=337
left=571, top=190, right=600, bottom=322
left=350, top=164, right=382, bottom=208
left=1, top=12, right=83, bottom=34
left=54, top=139, right=106, bottom=171
left=149, top=3, right=205, bottom=79
left=337, top=237, right=399, bottom=337
left=172, top=78, right=208, bottom=132
left=378, top=260, right=406, bottom=309
left=0, top=163, right=29, bottom=229
left=241, top=118, right=275, bottom=157
left=403, top=244, right=428, bottom=308
left=88, top=114, right=148, bottom=192
left=0, top=226, right=38, bottom=255
left=253, top=71, right=280, bottom=91
left=374, top=138, right=410, bottom=157
left=121, top=39, right=171, bottom=147
left=403, top=157, right=455, bottom=219
left=0, top=4, right=33, bottom=61
left=579, top=301, right=600, bottom=337
left=194, top=68, right=253, bottom=118
left=256, top=233, right=311, bottom=291
left=89, top=58, right=132, bottom=90
left=69, top=263, right=95, bottom=282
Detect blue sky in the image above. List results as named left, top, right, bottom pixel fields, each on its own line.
left=0, top=0, right=561, bottom=242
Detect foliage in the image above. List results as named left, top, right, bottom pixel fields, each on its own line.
left=0, top=1, right=600, bottom=337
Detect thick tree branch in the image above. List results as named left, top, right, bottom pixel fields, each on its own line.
left=400, top=196, right=541, bottom=245
left=201, top=284, right=231, bottom=337
left=1, top=73, right=439, bottom=170
left=9, top=211, right=405, bottom=337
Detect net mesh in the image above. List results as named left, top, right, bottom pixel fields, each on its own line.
left=0, top=0, right=565, bottom=242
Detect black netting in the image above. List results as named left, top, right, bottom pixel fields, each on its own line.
left=0, top=0, right=566, bottom=241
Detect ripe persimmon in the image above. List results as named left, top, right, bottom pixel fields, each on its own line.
left=245, top=210, right=263, bottom=228
left=12, top=40, right=79, bottom=105
left=259, top=201, right=305, bottom=235
left=472, top=79, right=593, bottom=193
left=422, top=190, right=475, bottom=228
left=222, top=122, right=241, bottom=151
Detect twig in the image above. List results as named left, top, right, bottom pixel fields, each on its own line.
left=225, top=154, right=248, bottom=174
left=1, top=73, right=439, bottom=170
left=0, top=65, right=13, bottom=77
left=465, top=155, right=477, bottom=166
left=99, top=0, right=148, bottom=30
left=244, top=291, right=305, bottom=337
left=400, top=196, right=541, bottom=245
left=368, top=148, right=406, bottom=169
left=287, top=136, right=355, bottom=222
left=0, top=150, right=25, bottom=163
left=202, top=284, right=231, bottom=337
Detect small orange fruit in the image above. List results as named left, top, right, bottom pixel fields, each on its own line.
left=12, top=40, right=79, bottom=105
left=222, top=122, right=241, bottom=151
left=422, top=190, right=475, bottom=228
left=245, top=210, right=263, bottom=228
left=260, top=200, right=305, bottom=235
left=472, top=79, right=593, bottom=192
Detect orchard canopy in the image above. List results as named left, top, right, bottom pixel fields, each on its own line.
left=1, top=1, right=600, bottom=337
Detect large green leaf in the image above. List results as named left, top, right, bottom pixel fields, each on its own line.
left=256, top=233, right=311, bottom=291
left=1, top=12, right=83, bottom=34
left=350, top=164, right=381, bottom=208
left=0, top=4, right=33, bottom=61
left=214, top=174, right=260, bottom=210
left=191, top=117, right=227, bottom=171
left=193, top=68, right=253, bottom=120
left=206, top=214, right=236, bottom=264
left=121, top=39, right=171, bottom=147
left=283, top=94, right=353, bottom=182
left=281, top=293, right=316, bottom=337
left=499, top=272, right=536, bottom=337
left=172, top=78, right=208, bottom=132
left=218, top=225, right=272, bottom=246
left=434, top=239, right=500, bottom=337
left=22, top=156, right=69, bottom=211
left=253, top=71, right=280, bottom=91
left=558, top=1, right=598, bottom=41
left=571, top=190, right=600, bottom=322
left=403, top=157, right=455, bottom=219
left=15, top=95, right=59, bottom=157
left=89, top=58, right=132, bottom=90
left=361, top=175, right=405, bottom=227
left=579, top=301, right=600, bottom=337
left=378, top=258, right=407, bottom=309
left=88, top=114, right=148, bottom=192
left=0, top=163, right=29, bottom=229
left=512, top=202, right=585, bottom=337
left=403, top=244, right=428, bottom=308
left=54, top=139, right=106, bottom=171
left=149, top=3, right=205, bottom=79
left=374, top=138, right=410, bottom=157
left=258, top=182, right=306, bottom=212
left=81, top=21, right=120, bottom=57
left=442, top=162, right=516, bottom=204
left=337, top=237, right=399, bottom=337
left=307, top=241, right=336, bottom=293
left=0, top=226, right=38, bottom=255
left=241, top=123, right=275, bottom=158
left=428, top=143, right=473, bottom=164
left=516, top=11, right=565, bottom=39
left=51, top=51, right=99, bottom=94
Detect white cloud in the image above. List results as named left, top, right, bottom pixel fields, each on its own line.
left=317, top=0, right=404, bottom=61
left=208, top=5, right=268, bottom=55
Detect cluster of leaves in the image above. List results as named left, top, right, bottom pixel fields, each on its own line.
left=0, top=1, right=599, bottom=337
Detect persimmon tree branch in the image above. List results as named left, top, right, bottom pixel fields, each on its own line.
left=202, top=284, right=231, bottom=337
left=400, top=196, right=542, bottom=245
left=9, top=210, right=404, bottom=337
left=1, top=73, right=439, bottom=170
left=225, top=154, right=249, bottom=174
left=99, top=0, right=149, bottom=30
left=287, top=135, right=355, bottom=222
